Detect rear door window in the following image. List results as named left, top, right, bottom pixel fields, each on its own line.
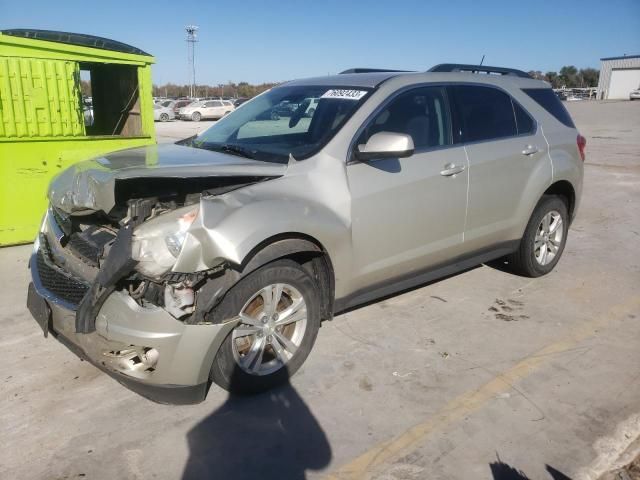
left=522, top=88, right=575, bottom=128
left=450, top=85, right=517, bottom=143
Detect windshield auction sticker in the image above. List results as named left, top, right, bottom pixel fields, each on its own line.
left=321, top=89, right=368, bottom=100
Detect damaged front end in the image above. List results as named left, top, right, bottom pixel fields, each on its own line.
left=28, top=149, right=283, bottom=402
left=53, top=176, right=265, bottom=334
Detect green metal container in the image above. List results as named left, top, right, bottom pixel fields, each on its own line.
left=0, top=30, right=156, bottom=246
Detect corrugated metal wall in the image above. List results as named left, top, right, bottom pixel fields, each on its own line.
left=597, top=56, right=640, bottom=99
left=0, top=57, right=85, bottom=138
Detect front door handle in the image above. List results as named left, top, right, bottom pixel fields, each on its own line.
left=522, top=145, right=539, bottom=156
left=440, top=163, right=466, bottom=176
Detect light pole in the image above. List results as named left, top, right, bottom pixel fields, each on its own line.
left=185, top=25, right=198, bottom=98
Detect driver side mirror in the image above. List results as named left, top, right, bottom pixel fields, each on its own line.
left=355, top=132, right=414, bottom=161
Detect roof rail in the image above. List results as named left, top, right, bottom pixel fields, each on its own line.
left=339, top=68, right=413, bottom=74
left=428, top=63, right=532, bottom=79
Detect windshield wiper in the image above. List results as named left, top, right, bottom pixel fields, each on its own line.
left=194, top=141, right=255, bottom=159
left=219, top=144, right=255, bottom=159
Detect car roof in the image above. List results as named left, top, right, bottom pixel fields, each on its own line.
left=283, top=64, right=546, bottom=88
left=285, top=72, right=405, bottom=88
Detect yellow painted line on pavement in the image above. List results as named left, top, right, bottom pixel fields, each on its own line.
left=326, top=295, right=640, bottom=480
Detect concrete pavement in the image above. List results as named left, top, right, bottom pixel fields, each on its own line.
left=0, top=101, right=639, bottom=480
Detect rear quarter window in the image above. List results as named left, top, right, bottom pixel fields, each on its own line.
left=513, top=101, right=535, bottom=135
left=523, top=88, right=575, bottom=128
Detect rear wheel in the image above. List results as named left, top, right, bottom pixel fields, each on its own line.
left=506, top=195, right=569, bottom=277
left=159, top=113, right=169, bottom=122
left=191, top=111, right=201, bottom=122
left=210, top=259, right=321, bottom=394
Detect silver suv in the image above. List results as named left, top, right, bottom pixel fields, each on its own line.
left=27, top=64, right=584, bottom=403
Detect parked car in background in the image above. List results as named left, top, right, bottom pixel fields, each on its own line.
left=630, top=88, right=640, bottom=100
left=153, top=104, right=175, bottom=122
left=554, top=90, right=568, bottom=101
left=233, top=97, right=249, bottom=107
left=272, top=100, right=298, bottom=118
left=82, top=103, right=93, bottom=126
left=179, top=100, right=235, bottom=121
left=172, top=99, right=194, bottom=116
left=28, top=64, right=584, bottom=403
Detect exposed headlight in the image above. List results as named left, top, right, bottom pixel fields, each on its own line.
left=131, top=205, right=199, bottom=279
left=32, top=211, right=50, bottom=253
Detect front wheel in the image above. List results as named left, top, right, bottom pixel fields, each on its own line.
left=159, top=113, right=169, bottom=122
left=191, top=111, right=201, bottom=122
left=506, top=195, right=569, bottom=277
left=209, top=259, right=321, bottom=394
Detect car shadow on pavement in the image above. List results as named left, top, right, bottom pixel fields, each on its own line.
left=182, top=368, right=331, bottom=480
left=490, top=455, right=573, bottom=480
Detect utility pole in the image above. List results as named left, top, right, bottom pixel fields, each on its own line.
left=185, top=25, right=198, bottom=98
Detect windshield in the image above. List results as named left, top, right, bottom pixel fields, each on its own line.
left=188, top=85, right=372, bottom=163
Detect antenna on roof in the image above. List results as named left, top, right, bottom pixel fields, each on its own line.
left=479, top=55, right=485, bottom=66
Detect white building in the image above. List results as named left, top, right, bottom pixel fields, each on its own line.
left=596, top=54, right=640, bottom=100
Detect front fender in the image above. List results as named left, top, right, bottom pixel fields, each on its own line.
left=172, top=192, right=348, bottom=275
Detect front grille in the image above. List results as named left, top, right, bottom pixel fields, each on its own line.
left=36, top=238, right=90, bottom=306
left=66, top=227, right=115, bottom=267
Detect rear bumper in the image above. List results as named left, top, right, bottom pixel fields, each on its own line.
left=28, top=249, right=237, bottom=404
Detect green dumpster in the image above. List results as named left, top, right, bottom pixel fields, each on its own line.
left=0, top=29, right=156, bottom=246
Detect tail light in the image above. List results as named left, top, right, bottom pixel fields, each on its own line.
left=577, top=134, right=586, bottom=162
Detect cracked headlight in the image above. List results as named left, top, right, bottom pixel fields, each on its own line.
left=131, top=205, right=199, bottom=279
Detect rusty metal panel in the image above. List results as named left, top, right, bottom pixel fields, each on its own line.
left=0, top=57, right=85, bottom=139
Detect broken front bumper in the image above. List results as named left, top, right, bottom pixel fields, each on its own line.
left=28, top=242, right=237, bottom=404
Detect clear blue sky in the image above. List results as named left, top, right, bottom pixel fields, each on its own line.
left=2, top=0, right=639, bottom=85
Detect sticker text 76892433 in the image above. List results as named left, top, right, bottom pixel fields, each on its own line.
left=320, top=89, right=368, bottom=101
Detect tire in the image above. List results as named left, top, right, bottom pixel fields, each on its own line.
left=306, top=108, right=315, bottom=117
left=506, top=195, right=569, bottom=277
left=270, top=111, right=280, bottom=121
left=160, top=113, right=169, bottom=122
left=191, top=111, right=201, bottom=122
left=210, top=259, right=322, bottom=394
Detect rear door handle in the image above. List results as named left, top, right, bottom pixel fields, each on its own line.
left=440, top=163, right=466, bottom=177
left=522, top=145, right=539, bottom=156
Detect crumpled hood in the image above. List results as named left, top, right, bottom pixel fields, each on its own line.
left=48, top=144, right=287, bottom=214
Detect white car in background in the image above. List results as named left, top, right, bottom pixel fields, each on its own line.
left=630, top=89, right=640, bottom=100
left=179, top=100, right=235, bottom=121
left=153, top=104, right=175, bottom=122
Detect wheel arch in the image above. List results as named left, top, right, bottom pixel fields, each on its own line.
left=239, top=233, right=336, bottom=321
left=544, top=180, right=576, bottom=222
left=190, top=232, right=336, bottom=325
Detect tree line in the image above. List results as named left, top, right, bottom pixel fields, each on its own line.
left=527, top=66, right=599, bottom=89
left=151, top=81, right=279, bottom=99
left=81, top=65, right=600, bottom=100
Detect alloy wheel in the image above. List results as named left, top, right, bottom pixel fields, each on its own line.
left=534, top=210, right=563, bottom=266
left=231, top=283, right=308, bottom=376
